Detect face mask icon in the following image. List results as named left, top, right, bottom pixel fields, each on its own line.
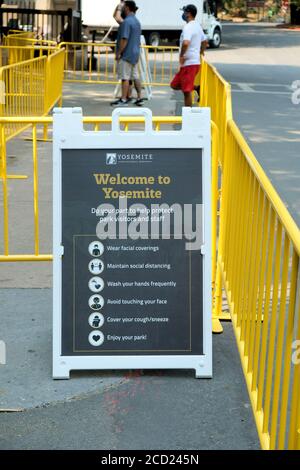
left=88, top=241, right=104, bottom=257
left=89, top=295, right=104, bottom=311
left=89, top=259, right=104, bottom=275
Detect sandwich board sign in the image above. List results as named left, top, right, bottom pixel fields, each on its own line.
left=52, top=107, right=212, bottom=379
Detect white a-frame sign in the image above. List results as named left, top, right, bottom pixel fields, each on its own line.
left=53, top=107, right=212, bottom=379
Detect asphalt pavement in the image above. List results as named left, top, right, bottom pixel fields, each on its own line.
left=0, top=289, right=258, bottom=450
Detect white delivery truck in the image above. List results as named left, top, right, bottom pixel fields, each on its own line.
left=81, top=0, right=222, bottom=48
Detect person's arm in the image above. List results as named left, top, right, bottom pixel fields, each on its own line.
left=200, top=39, right=208, bottom=56
left=180, top=40, right=190, bottom=67
left=113, top=1, right=124, bottom=25
left=117, top=37, right=128, bottom=59
left=179, top=24, right=192, bottom=67
left=116, top=20, right=130, bottom=60
left=200, top=30, right=208, bottom=57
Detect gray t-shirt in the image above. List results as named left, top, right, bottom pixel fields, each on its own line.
left=117, top=14, right=141, bottom=65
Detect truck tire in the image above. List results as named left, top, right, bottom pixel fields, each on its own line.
left=148, top=32, right=161, bottom=47
left=209, top=28, right=221, bottom=49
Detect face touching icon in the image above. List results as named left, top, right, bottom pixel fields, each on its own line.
left=89, top=276, right=104, bottom=293
left=89, top=295, right=104, bottom=311
left=88, top=259, right=104, bottom=275
left=88, top=241, right=104, bottom=258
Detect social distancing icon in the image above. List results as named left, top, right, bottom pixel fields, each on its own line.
left=88, top=259, right=104, bottom=275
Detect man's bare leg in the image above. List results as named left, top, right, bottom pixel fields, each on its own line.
left=128, top=80, right=133, bottom=99
left=121, top=80, right=130, bottom=101
left=134, top=79, right=142, bottom=100
left=184, top=91, right=193, bottom=107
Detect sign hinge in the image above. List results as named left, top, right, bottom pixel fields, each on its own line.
left=59, top=245, right=64, bottom=257
left=201, top=245, right=206, bottom=256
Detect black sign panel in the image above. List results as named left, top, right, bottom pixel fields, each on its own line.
left=61, top=148, right=203, bottom=356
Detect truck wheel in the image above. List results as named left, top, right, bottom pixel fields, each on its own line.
left=148, top=32, right=161, bottom=47
left=209, top=29, right=221, bottom=49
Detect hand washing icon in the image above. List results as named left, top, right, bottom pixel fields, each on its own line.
left=89, top=277, right=104, bottom=293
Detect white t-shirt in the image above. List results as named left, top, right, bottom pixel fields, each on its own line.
left=180, top=20, right=207, bottom=66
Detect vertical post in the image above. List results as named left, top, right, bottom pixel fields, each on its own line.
left=43, top=123, right=49, bottom=141
left=211, top=121, right=223, bottom=334
left=1, top=124, right=9, bottom=256
left=0, top=5, right=3, bottom=42
left=32, top=124, right=40, bottom=256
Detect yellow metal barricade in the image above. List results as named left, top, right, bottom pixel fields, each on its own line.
left=0, top=56, right=47, bottom=141
left=4, top=34, right=56, bottom=48
left=141, top=45, right=179, bottom=86
left=0, top=116, right=182, bottom=262
left=44, top=49, right=65, bottom=113
left=59, top=42, right=179, bottom=86
left=0, top=45, right=59, bottom=67
left=199, top=60, right=233, bottom=327
left=199, top=59, right=232, bottom=164
left=0, top=49, right=64, bottom=141
left=3, top=31, right=35, bottom=45
left=6, top=30, right=34, bottom=35
left=219, top=119, right=300, bottom=450
left=60, top=42, right=118, bottom=84
left=198, top=58, right=300, bottom=449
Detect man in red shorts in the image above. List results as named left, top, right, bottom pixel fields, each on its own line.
left=171, top=4, right=207, bottom=107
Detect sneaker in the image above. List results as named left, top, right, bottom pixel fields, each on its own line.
left=110, top=98, right=129, bottom=107
left=194, top=86, right=200, bottom=103
left=134, top=99, right=144, bottom=107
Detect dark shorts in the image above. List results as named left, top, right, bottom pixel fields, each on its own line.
left=170, top=64, right=200, bottom=93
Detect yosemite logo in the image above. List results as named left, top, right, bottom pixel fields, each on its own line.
left=106, top=153, right=153, bottom=165
left=106, top=153, right=117, bottom=165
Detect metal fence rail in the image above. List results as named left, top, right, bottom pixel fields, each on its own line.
left=0, top=56, right=46, bottom=142
left=59, top=42, right=179, bottom=86
left=4, top=34, right=57, bottom=48
left=0, top=44, right=59, bottom=67
left=199, top=60, right=300, bottom=449
left=0, top=49, right=64, bottom=142
left=199, top=60, right=233, bottom=329
left=3, top=30, right=35, bottom=44
left=0, top=115, right=182, bottom=263
left=45, top=49, right=64, bottom=113
left=199, top=60, right=232, bottom=165
left=221, top=119, right=300, bottom=450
